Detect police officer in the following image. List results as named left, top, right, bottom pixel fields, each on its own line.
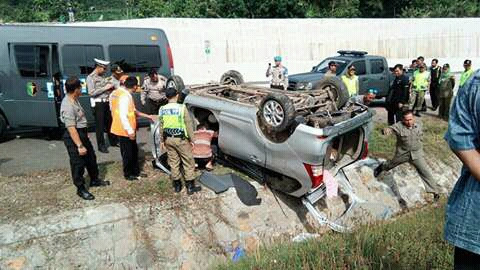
left=86, top=58, right=117, bottom=153
left=409, top=64, right=430, bottom=116
left=141, top=68, right=168, bottom=114
left=374, top=111, right=441, bottom=201
left=459, top=59, right=474, bottom=87
left=110, top=64, right=125, bottom=89
left=386, top=64, right=410, bottom=125
left=159, top=88, right=201, bottom=195
left=61, top=76, right=109, bottom=200
left=266, top=56, right=288, bottom=90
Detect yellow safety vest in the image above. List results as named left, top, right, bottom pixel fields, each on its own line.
left=459, top=69, right=474, bottom=87
left=341, top=75, right=358, bottom=97
left=159, top=103, right=188, bottom=138
left=412, top=70, right=429, bottom=91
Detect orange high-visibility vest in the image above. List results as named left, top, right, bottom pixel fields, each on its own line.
left=110, top=88, right=137, bottom=137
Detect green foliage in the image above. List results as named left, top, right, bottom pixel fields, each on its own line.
left=214, top=202, right=453, bottom=270
left=0, top=0, right=478, bottom=21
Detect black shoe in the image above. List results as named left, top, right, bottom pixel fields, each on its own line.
left=173, top=180, right=183, bottom=193
left=186, top=180, right=202, bottom=195
left=125, top=175, right=138, bottom=181
left=98, top=146, right=109, bottom=153
left=374, top=164, right=383, bottom=178
left=77, top=186, right=95, bottom=200
left=134, top=173, right=148, bottom=178
left=90, top=179, right=110, bottom=187
left=433, top=193, right=440, bottom=202
left=414, top=112, right=421, bottom=117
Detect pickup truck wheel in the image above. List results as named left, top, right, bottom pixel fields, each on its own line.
left=167, top=75, right=185, bottom=92
left=314, top=77, right=350, bottom=109
left=0, top=114, right=6, bottom=140
left=259, top=93, right=295, bottom=133
left=220, top=70, right=244, bottom=85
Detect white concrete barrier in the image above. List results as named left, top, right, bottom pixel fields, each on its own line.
left=78, top=18, right=480, bottom=84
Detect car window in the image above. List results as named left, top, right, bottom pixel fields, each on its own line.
left=352, top=60, right=366, bottom=75
left=314, top=58, right=347, bottom=75
left=109, top=45, right=161, bottom=73
left=62, top=45, right=104, bottom=76
left=14, top=45, right=49, bottom=78
left=370, top=59, right=385, bottom=74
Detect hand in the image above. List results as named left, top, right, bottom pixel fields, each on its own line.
left=268, top=63, right=271, bottom=66
left=398, top=103, right=403, bottom=109
left=160, top=142, right=165, bottom=150
left=149, top=115, right=157, bottom=123
left=78, top=146, right=87, bottom=156
left=382, top=128, right=393, bottom=136
left=190, top=142, right=195, bottom=148
left=128, top=133, right=136, bottom=140
left=106, top=83, right=114, bottom=90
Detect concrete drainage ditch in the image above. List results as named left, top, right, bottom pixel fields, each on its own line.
left=0, top=157, right=461, bottom=270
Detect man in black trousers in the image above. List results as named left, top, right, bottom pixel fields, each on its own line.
left=61, top=77, right=110, bottom=200
left=386, top=64, right=410, bottom=125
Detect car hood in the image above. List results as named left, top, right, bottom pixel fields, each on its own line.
left=289, top=72, right=325, bottom=83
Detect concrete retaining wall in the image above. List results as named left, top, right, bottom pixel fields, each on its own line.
left=79, top=18, right=480, bottom=84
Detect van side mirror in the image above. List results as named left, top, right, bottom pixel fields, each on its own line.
left=311, top=66, right=316, bottom=72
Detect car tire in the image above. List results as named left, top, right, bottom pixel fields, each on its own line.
left=0, top=114, right=6, bottom=140
left=220, top=70, right=244, bottom=85
left=259, top=93, right=296, bottom=133
left=314, top=77, right=350, bottom=109
left=167, top=75, right=185, bottom=92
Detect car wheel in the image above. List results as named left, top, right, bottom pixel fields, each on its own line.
left=314, top=77, right=350, bottom=109
left=167, top=75, right=185, bottom=92
left=259, top=93, right=296, bottom=133
left=0, top=114, right=6, bottom=140
left=220, top=70, right=244, bottom=85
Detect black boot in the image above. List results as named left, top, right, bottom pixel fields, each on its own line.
left=77, top=186, right=95, bottom=200
left=90, top=179, right=110, bottom=187
left=186, top=180, right=202, bottom=195
left=374, top=163, right=383, bottom=178
left=173, top=180, right=183, bottom=193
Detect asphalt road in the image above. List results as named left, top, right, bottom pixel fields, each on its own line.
left=0, top=127, right=155, bottom=176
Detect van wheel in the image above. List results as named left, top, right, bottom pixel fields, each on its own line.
left=314, top=77, right=350, bottom=109
left=0, top=114, right=6, bottom=140
left=167, top=75, right=185, bottom=92
left=259, top=93, right=295, bottom=133
left=220, top=70, right=244, bottom=85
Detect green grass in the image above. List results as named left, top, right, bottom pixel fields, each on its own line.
left=369, top=116, right=452, bottom=161
left=214, top=202, right=453, bottom=270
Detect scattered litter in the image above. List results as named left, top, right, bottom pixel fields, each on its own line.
left=292, top=232, right=320, bottom=243
left=232, top=246, right=245, bottom=262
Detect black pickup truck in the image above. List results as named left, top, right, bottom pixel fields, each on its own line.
left=288, top=51, right=395, bottom=98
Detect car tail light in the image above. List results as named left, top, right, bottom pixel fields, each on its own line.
left=316, top=135, right=328, bottom=140
left=361, top=141, right=368, bottom=159
left=304, top=163, right=324, bottom=188
left=167, top=43, right=174, bottom=73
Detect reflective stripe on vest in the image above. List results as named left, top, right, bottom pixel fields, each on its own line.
left=159, top=103, right=188, bottom=138
left=459, top=69, right=474, bottom=87
left=110, top=88, right=137, bottom=137
left=341, top=75, right=358, bottom=97
left=413, top=70, right=429, bottom=91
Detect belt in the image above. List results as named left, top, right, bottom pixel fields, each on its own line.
left=93, top=98, right=108, bottom=102
left=164, top=133, right=186, bottom=139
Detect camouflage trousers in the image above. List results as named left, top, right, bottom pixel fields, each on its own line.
left=165, top=137, right=196, bottom=182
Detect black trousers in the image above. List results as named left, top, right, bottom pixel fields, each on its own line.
left=119, top=136, right=140, bottom=178
left=430, top=83, right=439, bottom=109
left=387, top=109, right=403, bottom=125
left=64, top=128, right=99, bottom=188
left=270, top=84, right=285, bottom=90
left=145, top=98, right=167, bottom=115
left=93, top=101, right=118, bottom=148
left=454, top=247, right=480, bottom=270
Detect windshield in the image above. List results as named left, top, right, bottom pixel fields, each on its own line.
left=313, top=58, right=347, bottom=75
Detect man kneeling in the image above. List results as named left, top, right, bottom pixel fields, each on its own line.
left=193, top=124, right=217, bottom=170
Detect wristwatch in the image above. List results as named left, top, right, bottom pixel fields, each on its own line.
left=77, top=144, right=84, bottom=149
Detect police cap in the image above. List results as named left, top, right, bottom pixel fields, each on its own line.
left=94, top=58, right=110, bottom=67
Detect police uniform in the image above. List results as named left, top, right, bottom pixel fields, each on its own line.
left=141, top=75, right=167, bottom=114
left=375, top=121, right=441, bottom=195
left=159, top=99, right=200, bottom=194
left=86, top=59, right=117, bottom=152
left=266, top=57, right=288, bottom=90
left=60, top=96, right=100, bottom=195
left=409, top=69, right=430, bottom=114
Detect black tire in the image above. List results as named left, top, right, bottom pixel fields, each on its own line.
left=220, top=70, right=244, bottom=85
left=314, top=77, right=350, bottom=109
left=259, top=93, right=296, bottom=133
left=166, top=75, right=185, bottom=92
left=0, top=114, right=6, bottom=140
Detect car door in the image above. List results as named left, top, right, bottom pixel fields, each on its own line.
left=366, top=58, right=389, bottom=96
left=4, top=43, right=59, bottom=127
left=351, top=60, right=367, bottom=95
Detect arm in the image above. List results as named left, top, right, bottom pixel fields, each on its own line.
left=266, top=65, right=272, bottom=77
left=135, top=110, right=156, bottom=122
left=453, top=149, right=480, bottom=182
left=66, top=127, right=87, bottom=155
left=184, top=107, right=195, bottom=142
left=88, top=77, right=113, bottom=97
left=141, top=80, right=148, bottom=105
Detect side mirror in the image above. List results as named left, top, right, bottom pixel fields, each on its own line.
left=312, top=66, right=316, bottom=72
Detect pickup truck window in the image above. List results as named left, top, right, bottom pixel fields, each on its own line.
left=351, top=60, right=366, bottom=75
left=314, top=59, right=347, bottom=74
left=370, top=59, right=385, bottom=74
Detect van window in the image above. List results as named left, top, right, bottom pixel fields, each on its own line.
left=370, top=59, right=385, bottom=74
left=109, top=45, right=161, bottom=73
left=352, top=60, right=366, bottom=75
left=14, top=45, right=49, bottom=78
left=62, top=45, right=104, bottom=76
